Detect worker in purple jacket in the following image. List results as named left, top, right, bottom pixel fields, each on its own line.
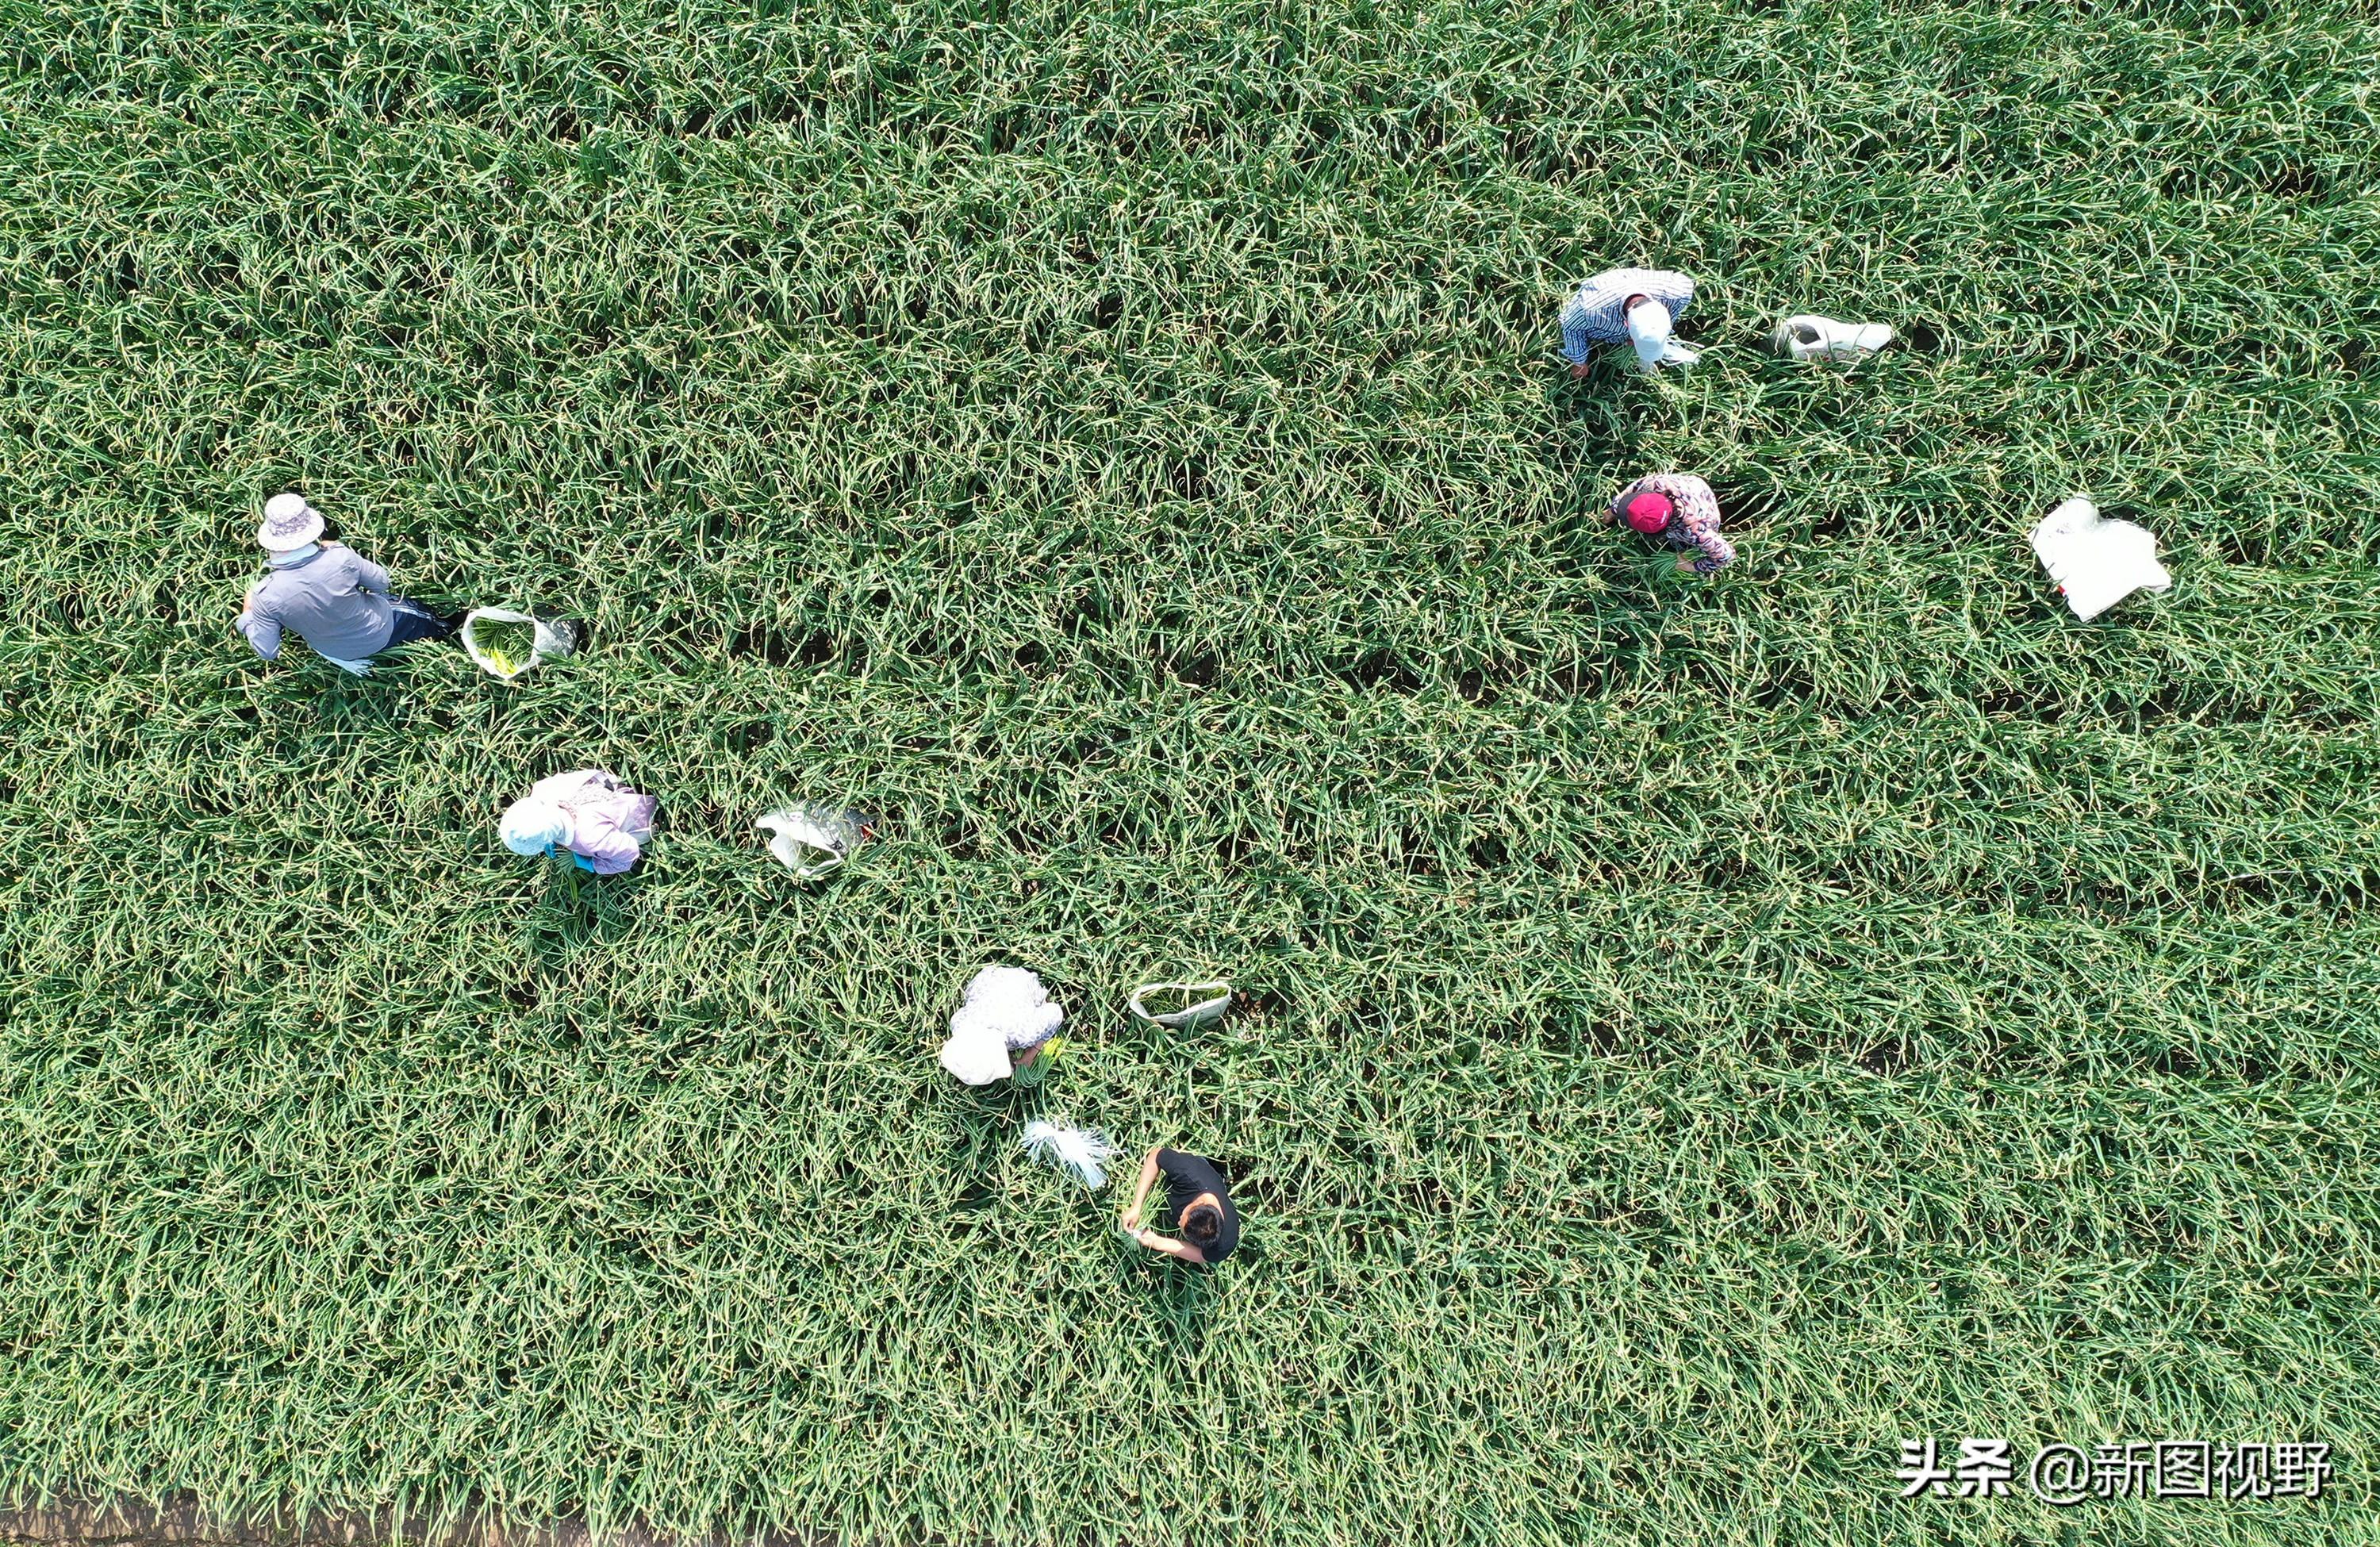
left=500, top=770, right=658, bottom=876
left=236, top=493, right=457, bottom=674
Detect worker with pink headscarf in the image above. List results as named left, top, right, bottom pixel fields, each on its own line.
left=1604, top=473, right=1735, bottom=574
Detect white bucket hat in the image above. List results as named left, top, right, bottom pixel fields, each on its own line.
left=499, top=795, right=572, bottom=857
left=255, top=492, right=325, bottom=551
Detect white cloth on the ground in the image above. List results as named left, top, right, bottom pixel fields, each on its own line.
left=2030, top=497, right=2171, bottom=621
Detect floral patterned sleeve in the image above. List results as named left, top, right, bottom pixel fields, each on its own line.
left=1646, top=474, right=1732, bottom=574
left=1685, top=525, right=1736, bottom=574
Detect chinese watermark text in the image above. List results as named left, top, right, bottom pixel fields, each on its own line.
left=1896, top=1439, right=2331, bottom=1503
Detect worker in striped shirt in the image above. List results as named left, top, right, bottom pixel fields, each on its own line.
left=1561, top=267, right=1698, bottom=376
left=1606, top=473, right=1735, bottom=574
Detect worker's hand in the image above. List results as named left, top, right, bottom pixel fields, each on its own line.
left=1568, top=363, right=1591, bottom=380
left=1675, top=556, right=1699, bottom=574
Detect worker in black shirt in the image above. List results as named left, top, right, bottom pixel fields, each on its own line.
left=1119, top=1145, right=1241, bottom=1267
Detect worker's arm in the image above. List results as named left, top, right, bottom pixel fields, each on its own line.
left=1682, top=525, right=1736, bottom=574
left=347, top=551, right=392, bottom=594
left=1668, top=482, right=1733, bottom=574
left=1132, top=1229, right=1207, bottom=1266
left=236, top=597, right=282, bottom=660
left=1120, top=1146, right=1163, bottom=1230
left=1560, top=309, right=1595, bottom=369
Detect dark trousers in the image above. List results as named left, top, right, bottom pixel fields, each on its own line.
left=383, top=597, right=460, bottom=648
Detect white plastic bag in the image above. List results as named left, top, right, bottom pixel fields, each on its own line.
left=460, top=608, right=578, bottom=680
left=1128, top=980, right=1232, bottom=1031
left=1772, top=314, right=1894, bottom=363
left=757, top=804, right=868, bottom=879
left=2030, top=497, right=2171, bottom=621
left=1019, top=1121, right=1119, bottom=1189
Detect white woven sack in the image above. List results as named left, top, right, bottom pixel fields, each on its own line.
left=461, top=608, right=578, bottom=681
left=1128, top=980, right=1232, bottom=1030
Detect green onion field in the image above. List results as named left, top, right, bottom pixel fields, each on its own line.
left=4, top=2, right=2377, bottom=1542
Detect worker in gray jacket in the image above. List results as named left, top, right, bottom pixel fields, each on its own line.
left=236, top=493, right=457, bottom=674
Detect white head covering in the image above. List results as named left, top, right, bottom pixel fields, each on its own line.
left=1626, top=300, right=1674, bottom=370
left=500, top=795, right=572, bottom=857
left=937, top=966, right=1065, bottom=1084
left=954, top=965, right=1065, bottom=1051
left=256, top=492, right=327, bottom=551
left=938, top=1028, right=1013, bottom=1086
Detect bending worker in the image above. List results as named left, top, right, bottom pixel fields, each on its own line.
left=499, top=769, right=659, bottom=876
left=1606, top=472, right=1737, bottom=575
left=1561, top=267, right=1698, bottom=376
left=237, top=493, right=457, bottom=673
left=1119, top=1144, right=1242, bottom=1269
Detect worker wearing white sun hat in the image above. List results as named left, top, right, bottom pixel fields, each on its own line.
left=499, top=769, right=658, bottom=876
left=938, top=967, right=1065, bottom=1087
left=236, top=493, right=458, bottom=674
